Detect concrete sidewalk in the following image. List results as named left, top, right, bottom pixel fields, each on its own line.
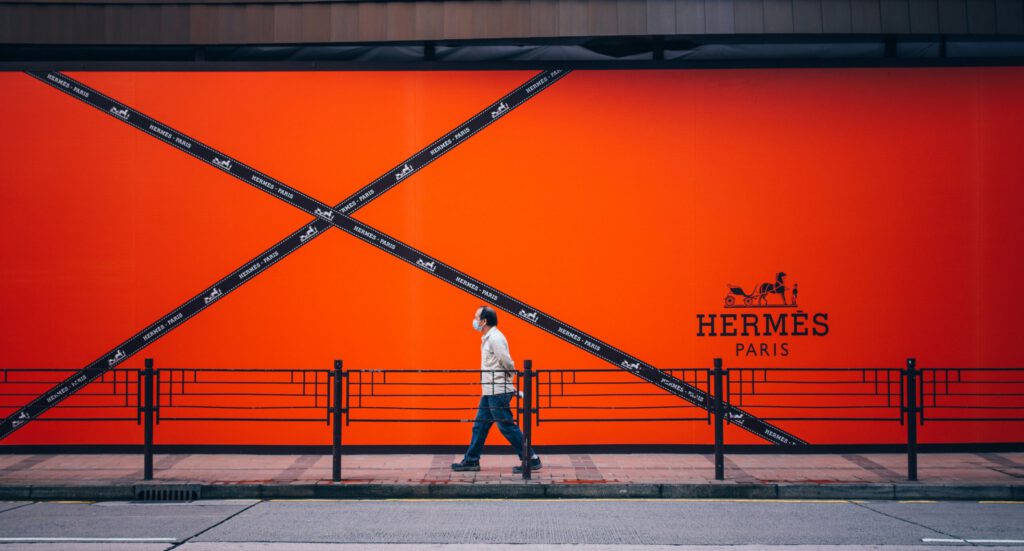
left=0, top=452, right=1022, bottom=501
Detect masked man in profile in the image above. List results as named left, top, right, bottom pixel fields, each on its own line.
left=452, top=306, right=542, bottom=473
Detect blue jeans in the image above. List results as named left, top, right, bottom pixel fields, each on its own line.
left=462, top=392, right=535, bottom=464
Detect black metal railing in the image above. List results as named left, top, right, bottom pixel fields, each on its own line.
left=536, top=367, right=711, bottom=423
left=0, top=368, right=139, bottom=421
left=2, top=357, right=1022, bottom=484
left=342, top=359, right=537, bottom=478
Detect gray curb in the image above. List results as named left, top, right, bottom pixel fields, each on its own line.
left=1, top=483, right=1020, bottom=501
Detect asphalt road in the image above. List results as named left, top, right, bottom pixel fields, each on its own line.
left=0, top=499, right=1021, bottom=550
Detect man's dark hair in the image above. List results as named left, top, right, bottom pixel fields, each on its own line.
left=478, top=306, right=498, bottom=327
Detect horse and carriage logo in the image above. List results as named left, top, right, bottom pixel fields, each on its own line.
left=203, top=287, right=223, bottom=305
left=490, top=102, right=509, bottom=119
left=724, top=272, right=799, bottom=308
left=314, top=208, right=335, bottom=222
left=394, top=164, right=413, bottom=181
left=11, top=411, right=30, bottom=428
left=107, top=349, right=127, bottom=366
left=518, top=309, right=539, bottom=323
left=299, top=225, right=318, bottom=243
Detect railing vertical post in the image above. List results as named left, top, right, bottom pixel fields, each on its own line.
left=143, top=358, right=154, bottom=481
left=713, top=358, right=725, bottom=481
left=906, top=357, right=918, bottom=482
left=521, top=359, right=534, bottom=480
left=332, top=359, right=343, bottom=483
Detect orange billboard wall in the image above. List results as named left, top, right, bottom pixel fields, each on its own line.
left=1, top=68, right=1022, bottom=447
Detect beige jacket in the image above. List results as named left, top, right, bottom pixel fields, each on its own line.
left=480, top=327, right=516, bottom=396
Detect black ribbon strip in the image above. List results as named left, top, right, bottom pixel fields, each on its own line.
left=0, top=69, right=567, bottom=439
left=5, top=70, right=806, bottom=446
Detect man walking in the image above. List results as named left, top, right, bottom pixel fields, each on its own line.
left=452, top=305, right=542, bottom=473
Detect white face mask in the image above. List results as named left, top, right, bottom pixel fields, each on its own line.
left=472, top=318, right=484, bottom=332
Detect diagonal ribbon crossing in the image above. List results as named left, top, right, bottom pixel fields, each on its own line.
left=0, top=68, right=564, bottom=438
left=2, top=70, right=807, bottom=445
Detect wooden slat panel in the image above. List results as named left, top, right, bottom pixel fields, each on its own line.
left=558, top=0, right=589, bottom=35
left=356, top=1, right=388, bottom=40
left=646, top=0, right=675, bottom=34
left=244, top=3, right=275, bottom=43
left=937, top=0, right=967, bottom=33
left=14, top=5, right=42, bottom=42
left=995, top=0, right=1024, bottom=34
left=734, top=0, right=765, bottom=33
left=210, top=4, right=241, bottom=44
left=46, top=2, right=77, bottom=42
left=6, top=0, right=1023, bottom=45
left=71, top=4, right=107, bottom=43
left=675, top=0, right=705, bottom=33
left=499, top=0, right=532, bottom=37
left=0, top=0, right=420, bottom=3
left=705, top=0, right=735, bottom=33
left=879, top=0, right=910, bottom=32
left=273, top=3, right=304, bottom=42
left=588, top=0, right=617, bottom=35
left=473, top=0, right=505, bottom=37
left=309, top=3, right=334, bottom=41
left=385, top=1, right=415, bottom=40
left=617, top=0, right=646, bottom=34
left=907, top=0, right=938, bottom=33
left=0, top=6, right=14, bottom=42
left=414, top=1, right=444, bottom=40
left=187, top=4, right=216, bottom=43
left=529, top=0, right=559, bottom=35
left=764, top=0, right=795, bottom=33
left=821, top=0, right=852, bottom=33
left=966, top=0, right=997, bottom=33
left=35, top=4, right=53, bottom=41
left=850, top=0, right=882, bottom=32
left=793, top=0, right=823, bottom=32
left=443, top=1, right=474, bottom=39
left=0, top=5, right=12, bottom=42
left=329, top=2, right=359, bottom=40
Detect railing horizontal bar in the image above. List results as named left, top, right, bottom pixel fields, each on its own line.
left=921, top=418, right=1024, bottom=421
left=922, top=406, right=1023, bottom=410
left=157, top=392, right=321, bottom=397
left=724, top=392, right=897, bottom=397
left=345, top=419, right=473, bottom=423
left=729, top=381, right=893, bottom=385
left=157, top=378, right=323, bottom=383
left=18, top=417, right=138, bottom=421
left=157, top=406, right=323, bottom=410
left=538, top=406, right=693, bottom=410
left=160, top=369, right=323, bottom=372
left=158, top=417, right=325, bottom=422
left=756, top=417, right=904, bottom=421
left=732, top=405, right=900, bottom=409
left=535, top=418, right=708, bottom=422
left=346, top=393, right=482, bottom=398
left=348, top=403, right=495, bottom=407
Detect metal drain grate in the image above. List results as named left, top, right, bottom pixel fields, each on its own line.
left=133, top=485, right=200, bottom=502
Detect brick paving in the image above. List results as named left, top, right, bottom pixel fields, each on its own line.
left=0, top=452, right=1021, bottom=487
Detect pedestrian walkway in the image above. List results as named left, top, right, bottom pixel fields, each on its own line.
left=0, top=452, right=1021, bottom=500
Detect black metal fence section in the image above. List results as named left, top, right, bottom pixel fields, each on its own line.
left=343, top=362, right=537, bottom=478
left=0, top=368, right=140, bottom=423
left=2, top=358, right=1023, bottom=484
left=344, top=368, right=520, bottom=424
left=536, top=367, right=712, bottom=424
left=920, top=367, right=1024, bottom=423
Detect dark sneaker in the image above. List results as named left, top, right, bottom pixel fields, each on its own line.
left=451, top=460, right=480, bottom=472
left=512, top=458, right=542, bottom=474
